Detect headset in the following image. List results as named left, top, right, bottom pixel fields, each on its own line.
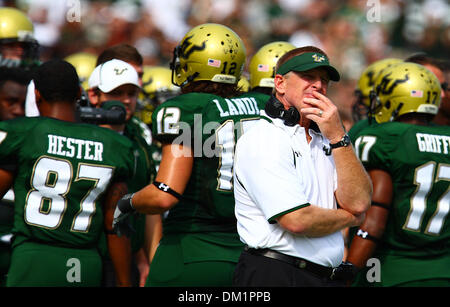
left=78, top=100, right=126, bottom=125
left=264, top=95, right=329, bottom=155
left=264, top=95, right=300, bottom=126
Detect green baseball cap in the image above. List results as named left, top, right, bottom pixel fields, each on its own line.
left=276, top=52, right=340, bottom=81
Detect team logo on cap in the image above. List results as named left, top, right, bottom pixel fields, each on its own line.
left=114, top=67, right=128, bottom=75
left=312, top=54, right=325, bottom=63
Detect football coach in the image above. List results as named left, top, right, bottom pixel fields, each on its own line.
left=232, top=46, right=372, bottom=287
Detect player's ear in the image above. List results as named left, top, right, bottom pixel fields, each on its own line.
left=87, top=88, right=100, bottom=107
left=34, top=89, right=42, bottom=106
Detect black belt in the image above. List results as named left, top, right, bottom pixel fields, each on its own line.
left=244, top=246, right=336, bottom=280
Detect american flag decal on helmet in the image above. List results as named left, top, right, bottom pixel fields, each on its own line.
left=410, top=90, right=423, bottom=98
left=257, top=64, right=269, bottom=72
left=207, top=58, right=221, bottom=67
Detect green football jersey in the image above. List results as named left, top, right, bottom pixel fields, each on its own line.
left=151, top=92, right=269, bottom=234
left=0, top=117, right=135, bottom=249
left=348, top=118, right=376, bottom=144
left=353, top=122, right=450, bottom=285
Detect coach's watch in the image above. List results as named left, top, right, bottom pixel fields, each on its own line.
left=329, top=134, right=351, bottom=149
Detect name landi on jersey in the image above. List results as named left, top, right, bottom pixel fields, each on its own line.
left=47, top=134, right=104, bottom=161
left=213, top=97, right=261, bottom=117
left=416, top=133, right=450, bottom=154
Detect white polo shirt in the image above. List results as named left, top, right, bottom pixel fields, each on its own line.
left=233, top=111, right=344, bottom=267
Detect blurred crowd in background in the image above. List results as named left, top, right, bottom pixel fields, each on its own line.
left=1, top=0, right=449, bottom=125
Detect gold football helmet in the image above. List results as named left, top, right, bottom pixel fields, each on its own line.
left=137, top=66, right=181, bottom=124
left=353, top=58, right=403, bottom=121
left=0, top=7, right=39, bottom=68
left=370, top=62, right=441, bottom=123
left=171, top=23, right=246, bottom=88
left=248, top=41, right=295, bottom=89
left=64, top=52, right=98, bottom=90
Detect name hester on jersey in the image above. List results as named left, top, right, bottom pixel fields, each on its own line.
left=47, top=134, right=103, bottom=161
left=416, top=133, right=450, bottom=154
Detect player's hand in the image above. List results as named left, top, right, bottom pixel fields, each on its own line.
left=112, top=193, right=136, bottom=237
left=331, top=261, right=360, bottom=283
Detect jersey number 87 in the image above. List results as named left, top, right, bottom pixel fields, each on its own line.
left=26, top=156, right=113, bottom=232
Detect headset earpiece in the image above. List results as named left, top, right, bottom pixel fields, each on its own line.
left=264, top=95, right=300, bottom=126
left=283, top=107, right=300, bottom=126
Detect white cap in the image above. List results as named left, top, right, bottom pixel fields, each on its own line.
left=88, top=59, right=140, bottom=93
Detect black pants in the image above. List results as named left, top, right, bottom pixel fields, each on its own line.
left=233, top=250, right=345, bottom=287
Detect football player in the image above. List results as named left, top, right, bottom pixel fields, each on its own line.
left=0, top=67, right=32, bottom=286
left=113, top=23, right=269, bottom=286
left=0, top=8, right=39, bottom=285
left=404, top=53, right=448, bottom=126
left=0, top=7, right=40, bottom=70
left=0, top=7, right=41, bottom=118
left=347, top=62, right=450, bottom=286
left=0, top=60, right=134, bottom=286
left=248, top=41, right=295, bottom=96
left=348, top=58, right=402, bottom=142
